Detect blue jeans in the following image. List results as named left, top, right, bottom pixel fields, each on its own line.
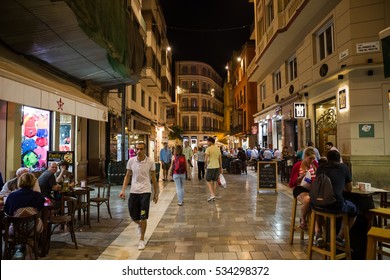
left=173, top=174, right=186, bottom=203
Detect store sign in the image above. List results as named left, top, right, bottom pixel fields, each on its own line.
left=293, top=102, right=306, bottom=118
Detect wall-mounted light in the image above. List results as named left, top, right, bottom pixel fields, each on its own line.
left=237, top=57, right=241, bottom=62
left=167, top=46, right=171, bottom=52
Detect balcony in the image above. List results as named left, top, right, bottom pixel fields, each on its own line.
left=140, top=67, right=161, bottom=94
left=183, top=126, right=199, bottom=132
left=230, top=124, right=243, bottom=135
left=179, top=106, right=200, bottom=112
left=159, top=90, right=172, bottom=106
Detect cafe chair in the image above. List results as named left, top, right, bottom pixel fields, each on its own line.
left=47, top=196, right=78, bottom=251
left=2, top=213, right=40, bottom=260
left=307, top=209, right=351, bottom=260
left=366, top=227, right=390, bottom=259
left=90, top=183, right=112, bottom=223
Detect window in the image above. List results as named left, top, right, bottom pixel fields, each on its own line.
left=141, top=90, right=145, bottom=107
left=131, top=85, right=136, bottom=102
left=317, top=21, right=334, bottom=61
left=191, top=66, right=196, bottom=74
left=257, top=17, right=265, bottom=42
left=182, top=98, right=189, bottom=108
left=181, top=65, right=188, bottom=74
left=260, top=83, right=266, bottom=101
left=273, top=71, right=282, bottom=92
left=288, top=56, right=297, bottom=82
left=190, top=81, right=198, bottom=92
left=182, top=116, right=189, bottom=130
left=148, top=97, right=152, bottom=112
left=154, top=101, right=157, bottom=115
left=266, top=2, right=274, bottom=27
left=190, top=116, right=197, bottom=130
left=181, top=81, right=189, bottom=90
left=191, top=98, right=197, bottom=108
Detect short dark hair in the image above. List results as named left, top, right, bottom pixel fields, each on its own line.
left=326, top=142, right=333, bottom=147
left=207, top=137, right=215, bottom=144
left=59, top=160, right=69, bottom=169
left=307, top=141, right=314, bottom=146
left=326, top=150, right=340, bottom=163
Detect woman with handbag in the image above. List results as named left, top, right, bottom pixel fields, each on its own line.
left=169, top=145, right=187, bottom=206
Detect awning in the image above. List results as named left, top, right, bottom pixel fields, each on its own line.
left=0, top=46, right=107, bottom=122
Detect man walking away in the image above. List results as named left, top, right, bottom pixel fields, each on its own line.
left=205, top=137, right=223, bottom=202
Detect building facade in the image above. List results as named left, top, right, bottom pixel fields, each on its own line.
left=0, top=1, right=146, bottom=182
left=226, top=41, right=258, bottom=150
left=248, top=0, right=390, bottom=185
left=175, top=61, right=224, bottom=149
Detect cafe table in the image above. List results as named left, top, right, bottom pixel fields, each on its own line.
left=344, top=186, right=390, bottom=259
left=73, top=185, right=94, bottom=228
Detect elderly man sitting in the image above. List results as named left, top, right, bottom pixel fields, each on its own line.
left=0, top=167, right=41, bottom=196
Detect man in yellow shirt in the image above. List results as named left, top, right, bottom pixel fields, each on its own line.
left=205, top=137, right=223, bottom=202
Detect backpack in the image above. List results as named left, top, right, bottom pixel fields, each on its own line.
left=309, top=173, right=337, bottom=207
left=174, top=155, right=186, bottom=174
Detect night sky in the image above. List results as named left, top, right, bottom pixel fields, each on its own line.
left=159, top=0, right=254, bottom=78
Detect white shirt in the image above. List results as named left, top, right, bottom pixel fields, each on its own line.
left=126, top=156, right=155, bottom=194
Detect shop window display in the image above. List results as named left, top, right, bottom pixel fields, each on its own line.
left=21, top=106, right=50, bottom=171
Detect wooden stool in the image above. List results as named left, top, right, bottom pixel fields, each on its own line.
left=366, top=227, right=390, bottom=259
left=369, top=207, right=390, bottom=228
left=307, top=209, right=351, bottom=260
left=289, top=197, right=307, bottom=244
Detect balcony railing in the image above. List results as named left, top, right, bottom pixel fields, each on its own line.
left=179, top=106, right=199, bottom=111
left=230, top=124, right=243, bottom=135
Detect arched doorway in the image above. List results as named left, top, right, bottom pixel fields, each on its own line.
left=315, top=99, right=337, bottom=157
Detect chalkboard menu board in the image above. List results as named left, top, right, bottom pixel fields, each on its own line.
left=258, top=161, right=278, bottom=191
left=47, top=151, right=75, bottom=173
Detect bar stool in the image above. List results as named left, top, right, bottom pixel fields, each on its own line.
left=366, top=227, right=390, bottom=259
left=289, top=197, right=307, bottom=244
left=369, top=207, right=390, bottom=228
left=307, top=209, right=351, bottom=260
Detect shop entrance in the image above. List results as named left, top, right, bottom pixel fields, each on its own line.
left=315, top=99, right=337, bottom=157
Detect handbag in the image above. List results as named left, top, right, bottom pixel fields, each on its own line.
left=218, top=174, right=227, bottom=188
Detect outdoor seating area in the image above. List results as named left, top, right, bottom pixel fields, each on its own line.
left=1, top=166, right=388, bottom=260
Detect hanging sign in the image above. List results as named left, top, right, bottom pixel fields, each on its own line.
left=294, top=102, right=306, bottom=118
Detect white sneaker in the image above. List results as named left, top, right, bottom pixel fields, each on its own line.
left=138, top=240, right=145, bottom=250
left=207, top=196, right=215, bottom=202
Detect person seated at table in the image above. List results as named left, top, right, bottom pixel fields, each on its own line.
left=313, top=150, right=358, bottom=247
left=4, top=172, right=45, bottom=259
left=0, top=167, right=41, bottom=196
left=55, top=160, right=75, bottom=189
left=289, top=147, right=318, bottom=229
left=38, top=162, right=61, bottom=209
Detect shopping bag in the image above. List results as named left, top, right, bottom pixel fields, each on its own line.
left=218, top=173, right=227, bottom=188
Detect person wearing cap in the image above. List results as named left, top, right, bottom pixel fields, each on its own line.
left=159, top=142, right=172, bottom=181
left=205, top=137, right=223, bottom=202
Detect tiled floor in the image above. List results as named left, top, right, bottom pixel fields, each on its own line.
left=41, top=166, right=386, bottom=260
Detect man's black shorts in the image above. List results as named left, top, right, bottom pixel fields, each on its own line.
left=128, top=193, right=151, bottom=221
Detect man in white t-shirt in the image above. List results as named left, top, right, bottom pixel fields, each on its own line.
left=119, top=142, right=159, bottom=250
